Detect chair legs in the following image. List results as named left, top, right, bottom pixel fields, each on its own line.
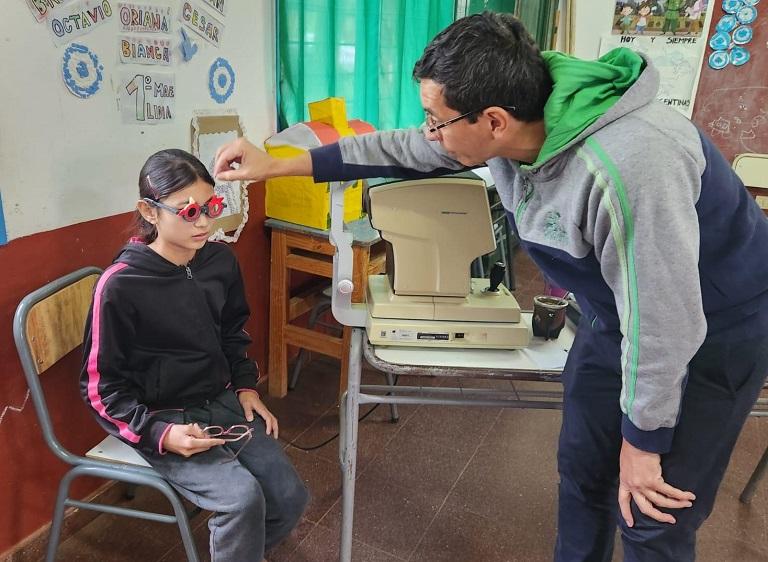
left=740, top=444, right=768, bottom=504
left=46, top=472, right=75, bottom=562
left=44, top=465, right=200, bottom=562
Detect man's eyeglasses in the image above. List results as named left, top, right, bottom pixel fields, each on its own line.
left=202, top=424, right=253, bottom=463
left=144, top=195, right=227, bottom=222
left=425, top=105, right=517, bottom=134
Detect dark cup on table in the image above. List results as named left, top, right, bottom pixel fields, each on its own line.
left=532, top=295, right=569, bottom=340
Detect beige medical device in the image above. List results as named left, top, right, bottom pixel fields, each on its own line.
left=364, top=177, right=530, bottom=349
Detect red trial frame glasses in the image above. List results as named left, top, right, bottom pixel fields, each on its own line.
left=144, top=195, right=227, bottom=222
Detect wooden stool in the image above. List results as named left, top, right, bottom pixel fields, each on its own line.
left=266, top=218, right=385, bottom=398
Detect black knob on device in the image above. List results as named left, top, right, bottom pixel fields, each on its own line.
left=488, top=261, right=505, bottom=292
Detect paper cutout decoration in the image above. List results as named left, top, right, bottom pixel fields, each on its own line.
left=62, top=43, right=104, bottom=99
left=732, top=25, right=753, bottom=44
left=716, top=14, right=738, bottom=31
left=737, top=5, right=758, bottom=22
left=710, top=30, right=731, bottom=50
left=208, top=57, right=235, bottom=103
left=729, top=46, right=751, bottom=65
left=180, top=27, right=198, bottom=61
left=708, top=50, right=730, bottom=69
left=708, top=1, right=759, bottom=69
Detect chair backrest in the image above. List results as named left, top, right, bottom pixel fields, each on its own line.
left=13, top=267, right=103, bottom=464
left=24, top=271, right=100, bottom=374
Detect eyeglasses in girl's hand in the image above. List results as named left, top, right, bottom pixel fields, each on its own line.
left=202, top=424, right=253, bottom=463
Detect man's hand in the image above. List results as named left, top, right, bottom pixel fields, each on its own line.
left=238, top=391, right=279, bottom=439
left=213, top=138, right=312, bottom=183
left=161, top=423, right=225, bottom=457
left=618, top=438, right=696, bottom=527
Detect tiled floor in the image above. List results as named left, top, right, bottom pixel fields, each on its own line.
left=49, top=251, right=768, bottom=561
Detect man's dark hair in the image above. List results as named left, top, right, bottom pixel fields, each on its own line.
left=413, top=12, right=552, bottom=122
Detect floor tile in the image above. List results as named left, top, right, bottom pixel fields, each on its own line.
left=410, top=502, right=548, bottom=562
left=285, top=448, right=342, bottom=524
left=288, top=523, right=404, bottom=562
left=318, top=472, right=447, bottom=560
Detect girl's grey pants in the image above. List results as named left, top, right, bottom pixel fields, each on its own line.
left=142, top=389, right=309, bottom=562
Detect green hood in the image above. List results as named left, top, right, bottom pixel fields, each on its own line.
left=532, top=48, right=645, bottom=168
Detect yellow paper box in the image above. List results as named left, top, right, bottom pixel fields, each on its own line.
left=265, top=98, right=375, bottom=230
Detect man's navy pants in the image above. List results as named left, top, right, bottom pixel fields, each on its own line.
left=554, top=319, right=768, bottom=562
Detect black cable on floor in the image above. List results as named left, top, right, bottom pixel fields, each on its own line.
left=282, top=375, right=399, bottom=452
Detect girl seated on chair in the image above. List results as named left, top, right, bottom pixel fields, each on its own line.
left=79, top=149, right=308, bottom=562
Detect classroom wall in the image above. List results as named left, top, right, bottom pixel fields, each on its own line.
left=0, top=0, right=276, bottom=241
left=0, top=0, right=275, bottom=554
left=571, top=0, right=616, bottom=59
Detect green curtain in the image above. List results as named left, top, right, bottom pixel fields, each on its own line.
left=277, top=0, right=454, bottom=130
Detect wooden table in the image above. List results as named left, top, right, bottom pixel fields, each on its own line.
left=266, top=217, right=385, bottom=398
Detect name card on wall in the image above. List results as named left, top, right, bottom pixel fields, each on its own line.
left=119, top=36, right=172, bottom=65
left=180, top=0, right=224, bottom=47
left=118, top=71, right=176, bottom=124
left=48, top=0, right=115, bottom=46
left=117, top=3, right=172, bottom=33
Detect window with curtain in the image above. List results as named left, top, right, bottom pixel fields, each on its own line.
left=276, top=0, right=560, bottom=131
left=277, top=0, right=454, bottom=131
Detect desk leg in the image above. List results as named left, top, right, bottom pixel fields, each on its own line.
left=339, top=327, right=363, bottom=562
left=269, top=231, right=289, bottom=398
left=339, top=327, right=352, bottom=397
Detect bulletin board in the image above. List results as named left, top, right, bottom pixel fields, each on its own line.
left=0, top=1, right=275, bottom=243
left=691, top=2, right=768, bottom=166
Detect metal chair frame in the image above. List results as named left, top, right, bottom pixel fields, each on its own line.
left=13, top=267, right=200, bottom=562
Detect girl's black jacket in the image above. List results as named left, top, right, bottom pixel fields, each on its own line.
left=79, top=240, right=259, bottom=454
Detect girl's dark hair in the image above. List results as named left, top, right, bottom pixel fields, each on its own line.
left=134, top=149, right=215, bottom=243
left=412, top=12, right=552, bottom=123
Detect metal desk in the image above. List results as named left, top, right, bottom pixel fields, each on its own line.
left=337, top=314, right=575, bottom=562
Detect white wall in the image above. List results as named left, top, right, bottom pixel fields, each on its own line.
left=0, top=1, right=275, bottom=241
left=571, top=0, right=617, bottom=59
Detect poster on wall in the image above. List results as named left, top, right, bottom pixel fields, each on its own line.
left=48, top=0, right=116, bottom=46
left=600, top=33, right=705, bottom=116
left=117, top=3, right=172, bottom=33
left=180, top=0, right=224, bottom=47
left=119, top=36, right=173, bottom=65
left=117, top=70, right=175, bottom=124
left=612, top=0, right=708, bottom=37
